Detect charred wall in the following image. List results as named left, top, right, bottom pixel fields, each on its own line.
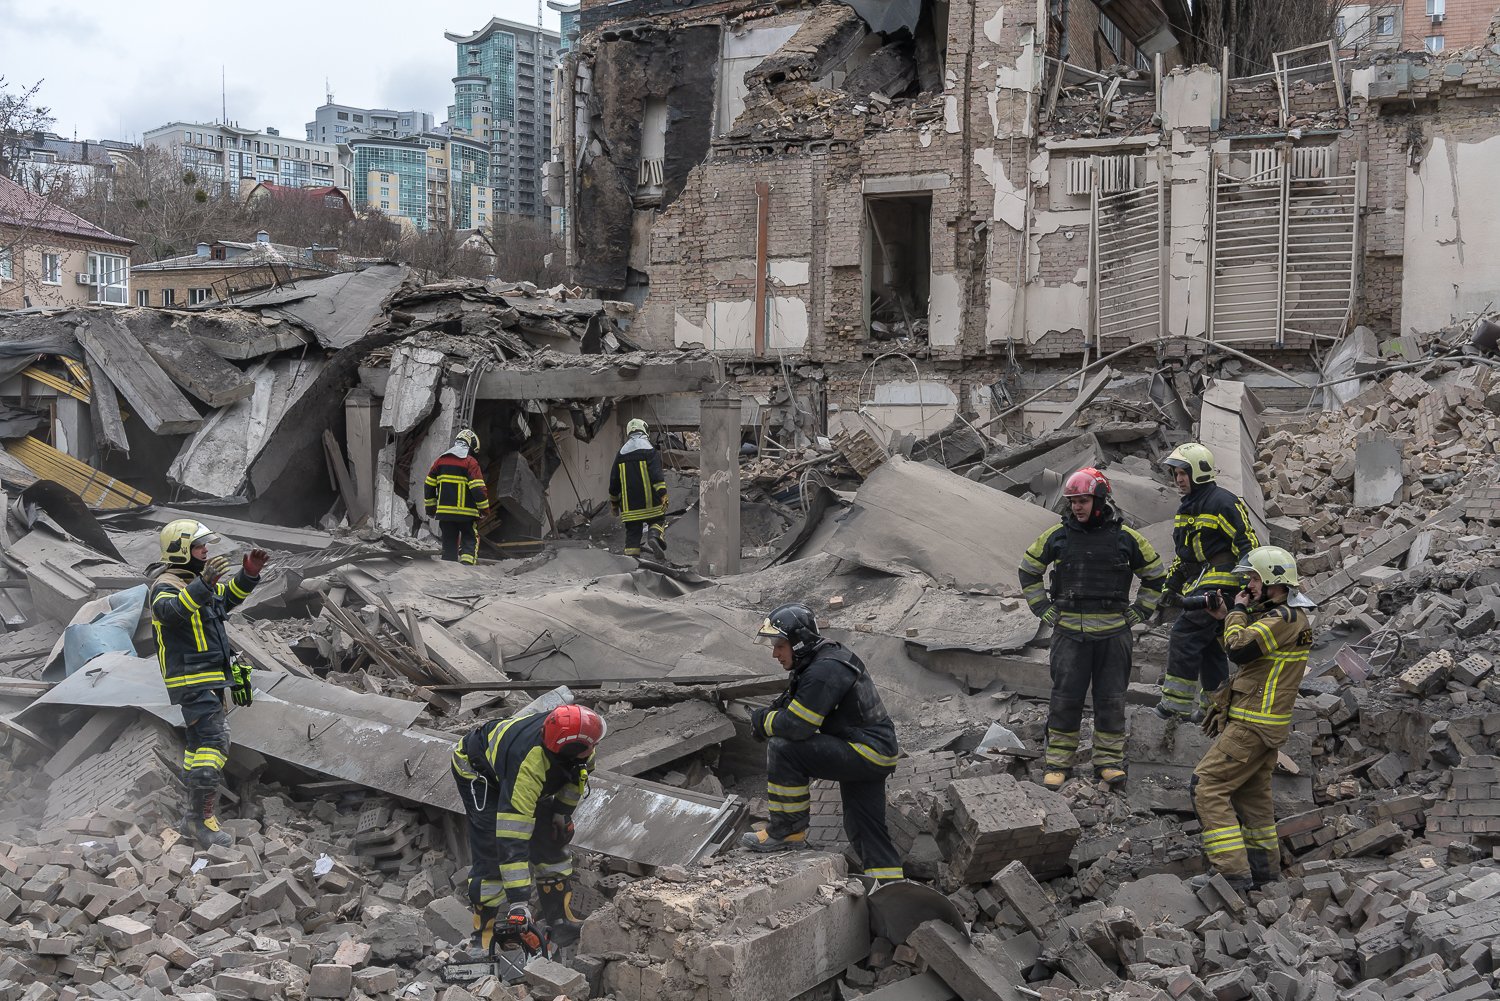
left=574, top=24, right=722, bottom=292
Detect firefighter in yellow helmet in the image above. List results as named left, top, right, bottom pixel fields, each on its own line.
left=1155, top=443, right=1260, bottom=722
left=149, top=520, right=268, bottom=848
left=1190, top=546, right=1313, bottom=895
left=609, top=418, right=668, bottom=558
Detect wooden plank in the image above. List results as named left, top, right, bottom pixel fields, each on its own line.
left=4, top=436, right=151, bottom=510
left=23, top=366, right=89, bottom=402
left=76, top=315, right=201, bottom=434
left=226, top=621, right=314, bottom=679
left=132, top=320, right=256, bottom=407
left=1054, top=366, right=1114, bottom=430
left=415, top=617, right=507, bottom=686
left=85, top=357, right=129, bottom=455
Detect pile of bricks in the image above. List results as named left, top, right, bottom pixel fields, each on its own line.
left=933, top=774, right=1080, bottom=885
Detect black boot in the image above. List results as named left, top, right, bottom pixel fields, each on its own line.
left=537, top=878, right=583, bottom=947
left=183, top=787, right=233, bottom=849
left=1246, top=848, right=1279, bottom=888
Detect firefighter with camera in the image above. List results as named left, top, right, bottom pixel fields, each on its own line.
left=1154, top=443, right=1260, bottom=722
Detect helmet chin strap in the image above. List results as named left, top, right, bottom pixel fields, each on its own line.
left=184, top=555, right=206, bottom=574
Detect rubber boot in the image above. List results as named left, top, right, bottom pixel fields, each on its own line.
left=537, top=878, right=583, bottom=947
left=469, top=904, right=499, bottom=955
left=1094, top=766, right=1127, bottom=787
left=646, top=524, right=667, bottom=559
left=1042, top=769, right=1070, bottom=790
left=738, top=827, right=809, bottom=853
left=1246, top=848, right=1278, bottom=889
left=184, top=788, right=233, bottom=849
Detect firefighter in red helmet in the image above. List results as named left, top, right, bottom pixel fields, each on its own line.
left=1018, top=467, right=1166, bottom=789
left=451, top=704, right=606, bottom=950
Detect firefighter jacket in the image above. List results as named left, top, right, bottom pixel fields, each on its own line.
left=149, top=565, right=259, bottom=704
left=1163, top=482, right=1260, bottom=596
left=1215, top=599, right=1312, bottom=747
left=424, top=450, right=490, bottom=522
left=609, top=433, right=667, bottom=522
left=755, top=642, right=900, bottom=768
left=452, top=713, right=591, bottom=904
left=1019, top=509, right=1165, bottom=638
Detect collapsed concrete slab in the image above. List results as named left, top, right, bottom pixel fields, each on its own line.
left=578, top=852, right=870, bottom=1001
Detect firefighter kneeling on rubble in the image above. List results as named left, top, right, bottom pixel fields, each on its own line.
left=739, top=603, right=905, bottom=884
left=1190, top=546, right=1314, bottom=894
left=451, top=704, right=606, bottom=951
left=148, top=520, right=267, bottom=849
left=1019, top=467, right=1165, bottom=789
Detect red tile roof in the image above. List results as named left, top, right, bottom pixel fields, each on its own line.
left=0, top=175, right=134, bottom=247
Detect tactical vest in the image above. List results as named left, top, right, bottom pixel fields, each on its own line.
left=1050, top=522, right=1134, bottom=612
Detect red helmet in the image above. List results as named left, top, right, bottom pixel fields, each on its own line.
left=1063, top=467, right=1111, bottom=500
left=542, top=705, right=607, bottom=757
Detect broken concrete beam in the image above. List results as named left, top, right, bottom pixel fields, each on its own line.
left=76, top=314, right=202, bottom=435
left=937, top=775, right=1080, bottom=883
left=132, top=318, right=257, bottom=407
left=592, top=701, right=736, bottom=777
left=906, top=919, right=1024, bottom=1001
left=745, top=3, right=868, bottom=87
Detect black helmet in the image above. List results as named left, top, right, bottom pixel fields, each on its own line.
left=756, top=602, right=822, bottom=663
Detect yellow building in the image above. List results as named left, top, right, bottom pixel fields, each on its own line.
left=0, top=176, right=133, bottom=310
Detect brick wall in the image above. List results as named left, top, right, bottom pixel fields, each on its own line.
left=129, top=264, right=329, bottom=309
left=1399, top=0, right=1496, bottom=52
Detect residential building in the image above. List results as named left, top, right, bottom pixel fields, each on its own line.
left=129, top=230, right=340, bottom=307
left=143, top=122, right=353, bottom=199
left=446, top=17, right=560, bottom=221
left=0, top=175, right=133, bottom=310
left=239, top=181, right=355, bottom=217
left=5, top=133, right=137, bottom=196
left=349, top=133, right=491, bottom=231
left=549, top=1, right=581, bottom=51
left=305, top=103, right=436, bottom=145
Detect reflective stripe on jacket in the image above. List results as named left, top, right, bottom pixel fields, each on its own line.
left=608, top=435, right=667, bottom=522
left=149, top=567, right=258, bottom=705
left=757, top=642, right=900, bottom=767
left=1018, top=513, right=1165, bottom=637
left=425, top=453, right=490, bottom=520
left=1163, top=482, right=1259, bottom=595
left=1219, top=601, right=1312, bottom=745
left=452, top=713, right=592, bottom=903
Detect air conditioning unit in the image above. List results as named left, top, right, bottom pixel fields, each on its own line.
left=75, top=272, right=94, bottom=286
left=1431, top=13, right=1444, bottom=24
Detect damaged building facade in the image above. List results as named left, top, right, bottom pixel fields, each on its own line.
left=550, top=0, right=1500, bottom=421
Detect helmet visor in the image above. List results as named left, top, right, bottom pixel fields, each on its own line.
left=755, top=617, right=787, bottom=645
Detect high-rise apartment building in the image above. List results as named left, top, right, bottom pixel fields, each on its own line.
left=305, top=103, right=435, bottom=145
left=349, top=133, right=491, bottom=232
left=446, top=17, right=559, bottom=222
left=144, top=122, right=353, bottom=197
left=548, top=1, right=581, bottom=52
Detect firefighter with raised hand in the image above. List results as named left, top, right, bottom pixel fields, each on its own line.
left=425, top=428, right=489, bottom=566
left=451, top=704, right=606, bottom=951
left=1154, top=443, right=1260, bottom=721
left=609, top=418, right=667, bottom=558
left=1019, top=468, right=1165, bottom=790
left=148, top=520, right=267, bottom=848
left=739, top=603, right=905, bottom=885
left=1191, top=546, right=1313, bottom=894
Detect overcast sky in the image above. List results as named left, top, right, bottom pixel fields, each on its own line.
left=0, top=0, right=562, bottom=143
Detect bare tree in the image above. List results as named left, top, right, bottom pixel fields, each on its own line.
left=65, top=147, right=243, bottom=263
left=1167, top=0, right=1341, bottom=77
left=490, top=214, right=567, bottom=285
left=0, top=78, right=55, bottom=186
left=245, top=189, right=356, bottom=249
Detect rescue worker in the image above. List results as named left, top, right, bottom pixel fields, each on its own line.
left=451, top=704, right=606, bottom=950
left=608, top=418, right=667, bottom=558
left=1154, top=443, right=1260, bottom=721
left=148, top=520, right=267, bottom=849
left=1191, top=546, right=1313, bottom=893
left=1019, top=467, right=1165, bottom=789
left=424, top=428, right=490, bottom=566
left=739, top=603, right=904, bottom=885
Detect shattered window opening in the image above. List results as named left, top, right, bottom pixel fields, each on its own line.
left=863, top=193, right=931, bottom=346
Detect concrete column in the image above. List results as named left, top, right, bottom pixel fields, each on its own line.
left=344, top=388, right=381, bottom=522
left=55, top=397, right=95, bottom=465
left=698, top=386, right=742, bottom=577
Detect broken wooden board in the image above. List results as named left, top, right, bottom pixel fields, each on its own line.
left=414, top=617, right=507, bottom=686
left=75, top=314, right=201, bottom=435
left=85, top=357, right=129, bottom=455
left=3, top=436, right=151, bottom=510
left=592, top=701, right=737, bottom=777
left=131, top=318, right=257, bottom=407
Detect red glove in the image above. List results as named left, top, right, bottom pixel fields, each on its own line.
left=242, top=549, right=269, bottom=577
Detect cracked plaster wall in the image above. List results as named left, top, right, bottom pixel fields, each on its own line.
left=1400, top=131, right=1500, bottom=335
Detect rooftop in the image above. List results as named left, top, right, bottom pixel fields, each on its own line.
left=0, top=175, right=134, bottom=247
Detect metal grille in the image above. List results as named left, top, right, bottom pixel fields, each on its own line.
left=1066, top=154, right=1142, bottom=195
left=1209, top=151, right=1358, bottom=344
left=1092, top=179, right=1164, bottom=344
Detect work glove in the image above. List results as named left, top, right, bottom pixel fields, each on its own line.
left=202, top=555, right=232, bottom=586
left=1160, top=591, right=1183, bottom=608
left=750, top=707, right=770, bottom=742
left=1201, top=702, right=1226, bottom=738
left=552, top=814, right=575, bottom=845
left=610, top=498, right=621, bottom=516
left=1039, top=606, right=1059, bottom=628
left=230, top=661, right=254, bottom=707
left=242, top=548, right=269, bottom=577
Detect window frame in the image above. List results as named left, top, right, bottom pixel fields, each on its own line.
left=137, top=289, right=149, bottom=306
left=1376, top=14, right=1395, bottom=35
left=189, top=287, right=211, bottom=305
left=162, top=288, right=176, bottom=306
left=41, top=253, right=61, bottom=285
left=1425, top=34, right=1444, bottom=51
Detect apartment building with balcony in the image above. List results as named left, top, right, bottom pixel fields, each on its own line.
left=143, top=122, right=354, bottom=199
left=305, top=103, right=436, bottom=145
left=349, top=134, right=491, bottom=232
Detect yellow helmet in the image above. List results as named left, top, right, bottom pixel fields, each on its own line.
left=1233, top=546, right=1299, bottom=587
left=1163, top=442, right=1216, bottom=484
left=160, top=519, right=218, bottom=565
left=626, top=418, right=648, bottom=436
left=455, top=428, right=480, bottom=452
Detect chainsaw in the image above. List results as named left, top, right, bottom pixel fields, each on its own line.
left=442, top=914, right=555, bottom=984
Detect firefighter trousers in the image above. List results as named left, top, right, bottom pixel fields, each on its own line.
left=1045, top=630, right=1130, bottom=773
left=623, top=517, right=665, bottom=556
left=766, top=734, right=903, bottom=882
left=1159, top=607, right=1229, bottom=718
left=1191, top=722, right=1280, bottom=880
left=440, top=519, right=480, bottom=565
left=180, top=688, right=229, bottom=791
left=453, top=765, right=572, bottom=910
